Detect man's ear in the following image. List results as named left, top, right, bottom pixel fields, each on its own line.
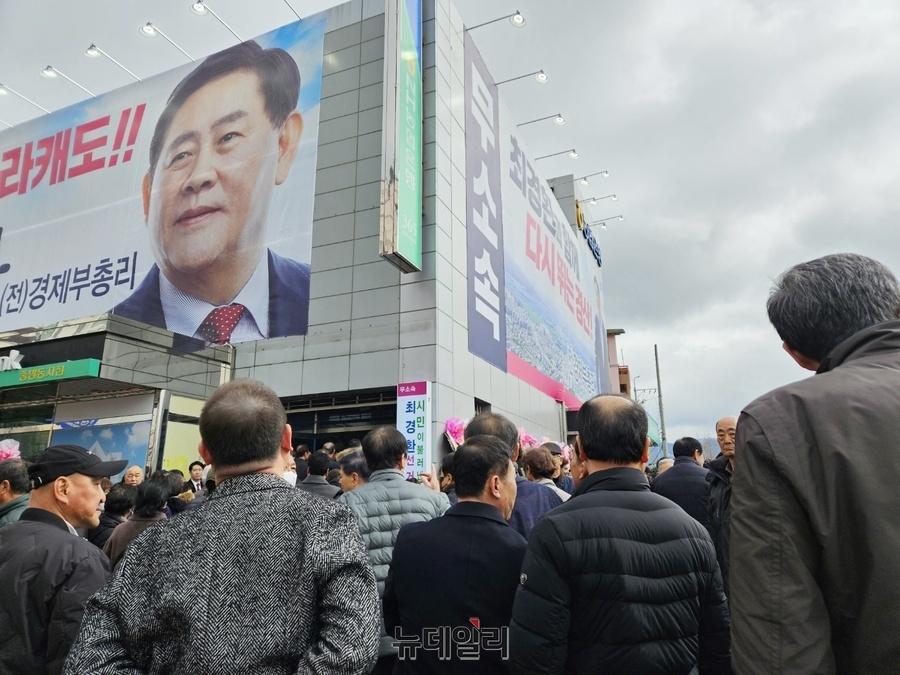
left=275, top=111, right=303, bottom=185
left=576, top=436, right=587, bottom=463
left=512, top=442, right=521, bottom=463
left=641, top=437, right=651, bottom=465
left=198, top=441, right=213, bottom=466
left=280, top=424, right=293, bottom=452
left=487, top=473, right=502, bottom=499
left=141, top=173, right=152, bottom=220
left=782, top=342, right=820, bottom=372
left=53, top=476, right=70, bottom=505
left=0, top=479, right=9, bottom=496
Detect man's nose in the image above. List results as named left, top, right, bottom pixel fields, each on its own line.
left=182, top=150, right=218, bottom=194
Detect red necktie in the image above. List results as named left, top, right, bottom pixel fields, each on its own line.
left=198, top=304, right=246, bottom=345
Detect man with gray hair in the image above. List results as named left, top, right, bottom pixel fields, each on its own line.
left=0, top=458, right=30, bottom=527
left=732, top=253, right=900, bottom=673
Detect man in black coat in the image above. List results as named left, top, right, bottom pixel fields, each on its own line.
left=651, top=436, right=711, bottom=527
left=509, top=395, right=730, bottom=674
left=707, top=415, right=736, bottom=595
left=383, top=434, right=526, bottom=673
left=0, top=445, right=126, bottom=675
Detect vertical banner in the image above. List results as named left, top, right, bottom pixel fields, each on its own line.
left=397, top=380, right=431, bottom=479
left=379, top=0, right=423, bottom=272
left=464, top=31, right=507, bottom=371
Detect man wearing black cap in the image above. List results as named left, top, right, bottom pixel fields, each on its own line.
left=0, top=444, right=127, bottom=675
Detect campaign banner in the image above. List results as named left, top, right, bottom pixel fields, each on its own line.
left=397, top=381, right=431, bottom=479
left=464, top=31, right=507, bottom=372
left=0, top=17, right=326, bottom=344
left=464, top=39, right=611, bottom=406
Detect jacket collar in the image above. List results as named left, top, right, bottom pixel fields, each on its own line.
left=0, top=493, right=28, bottom=516
left=368, top=469, right=406, bottom=482
left=17, top=507, right=72, bottom=533
left=446, top=500, right=507, bottom=525
left=818, top=320, right=900, bottom=373
left=208, top=472, right=292, bottom=502
left=302, top=475, right=329, bottom=485
left=574, top=466, right=649, bottom=497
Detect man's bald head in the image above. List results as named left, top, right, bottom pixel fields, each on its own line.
left=715, top=416, right=737, bottom=459
left=577, top=394, right=648, bottom=464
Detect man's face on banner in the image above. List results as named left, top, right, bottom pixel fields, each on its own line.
left=143, top=69, right=302, bottom=285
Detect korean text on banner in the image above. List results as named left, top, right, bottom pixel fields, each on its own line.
left=397, top=381, right=431, bottom=480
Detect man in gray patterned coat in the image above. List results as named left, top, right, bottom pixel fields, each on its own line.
left=64, top=379, right=380, bottom=674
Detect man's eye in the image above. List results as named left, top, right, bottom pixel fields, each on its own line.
left=168, top=151, right=191, bottom=166
left=221, top=131, right=239, bottom=143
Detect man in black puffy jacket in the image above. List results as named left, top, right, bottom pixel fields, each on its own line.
left=509, top=394, right=731, bottom=674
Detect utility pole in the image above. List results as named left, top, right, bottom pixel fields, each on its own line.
left=654, top=344, right=668, bottom=457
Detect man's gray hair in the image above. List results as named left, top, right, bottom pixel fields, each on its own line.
left=767, top=253, right=900, bottom=362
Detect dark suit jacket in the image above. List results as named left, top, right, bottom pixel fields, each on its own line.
left=111, top=249, right=311, bottom=339
left=182, top=480, right=203, bottom=494
left=383, top=501, right=527, bottom=674
left=650, top=455, right=711, bottom=528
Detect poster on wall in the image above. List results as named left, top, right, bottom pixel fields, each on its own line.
left=464, top=32, right=612, bottom=405
left=52, top=421, right=152, bottom=482
left=0, top=17, right=326, bottom=344
left=396, top=381, right=431, bottom=479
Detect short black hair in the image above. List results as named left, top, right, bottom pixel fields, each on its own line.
left=362, top=426, right=408, bottom=472
left=673, top=437, right=703, bottom=458
left=308, top=451, right=331, bottom=477
left=293, top=444, right=310, bottom=458
left=339, top=450, right=370, bottom=481
left=440, top=453, right=455, bottom=478
left=133, top=477, right=171, bottom=518
left=577, top=394, right=648, bottom=464
left=464, top=413, right=517, bottom=457
left=199, top=379, right=287, bottom=470
left=148, top=40, right=301, bottom=180
left=188, top=461, right=205, bottom=471
left=0, top=458, right=29, bottom=495
left=453, top=435, right=512, bottom=499
left=105, top=483, right=137, bottom=517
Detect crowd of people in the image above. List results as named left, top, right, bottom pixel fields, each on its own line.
left=0, top=252, right=898, bottom=673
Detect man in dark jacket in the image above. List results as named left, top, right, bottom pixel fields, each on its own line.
left=732, top=253, right=900, bottom=674
left=509, top=395, right=730, bottom=674
left=0, top=445, right=126, bottom=675
left=86, top=483, right=136, bottom=549
left=465, top=413, right=562, bottom=539
left=651, top=436, right=710, bottom=527
left=706, top=415, right=736, bottom=594
left=384, top=435, right=526, bottom=673
left=297, top=451, right=341, bottom=499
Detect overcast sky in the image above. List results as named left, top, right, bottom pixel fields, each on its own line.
left=455, top=0, right=900, bottom=443
left=2, top=0, right=898, bottom=444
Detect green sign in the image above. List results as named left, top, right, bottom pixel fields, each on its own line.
left=0, top=358, right=101, bottom=388
left=395, top=0, right=423, bottom=270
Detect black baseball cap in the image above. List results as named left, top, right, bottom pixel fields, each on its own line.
left=28, top=444, right=128, bottom=489
left=541, top=442, right=562, bottom=456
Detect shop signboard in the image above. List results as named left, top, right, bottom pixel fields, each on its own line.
left=396, top=380, right=431, bottom=479
left=0, top=357, right=100, bottom=388
left=380, top=0, right=424, bottom=272
left=0, top=17, right=327, bottom=343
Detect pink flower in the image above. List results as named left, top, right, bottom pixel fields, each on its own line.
left=443, top=418, right=468, bottom=449
left=519, top=428, right=537, bottom=449
left=0, top=439, right=21, bottom=461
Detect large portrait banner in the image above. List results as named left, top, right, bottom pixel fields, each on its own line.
left=0, top=17, right=326, bottom=344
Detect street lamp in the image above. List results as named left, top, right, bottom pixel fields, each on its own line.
left=581, top=194, right=617, bottom=206
left=467, top=10, right=526, bottom=31
left=586, top=215, right=624, bottom=230
left=496, top=69, right=548, bottom=86
left=534, top=148, right=579, bottom=161
left=577, top=170, right=610, bottom=186
left=84, top=44, right=141, bottom=81
left=517, top=113, right=566, bottom=127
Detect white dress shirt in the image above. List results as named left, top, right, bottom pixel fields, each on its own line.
left=159, top=258, right=270, bottom=343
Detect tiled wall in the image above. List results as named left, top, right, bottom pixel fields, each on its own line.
left=236, top=0, right=566, bottom=448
